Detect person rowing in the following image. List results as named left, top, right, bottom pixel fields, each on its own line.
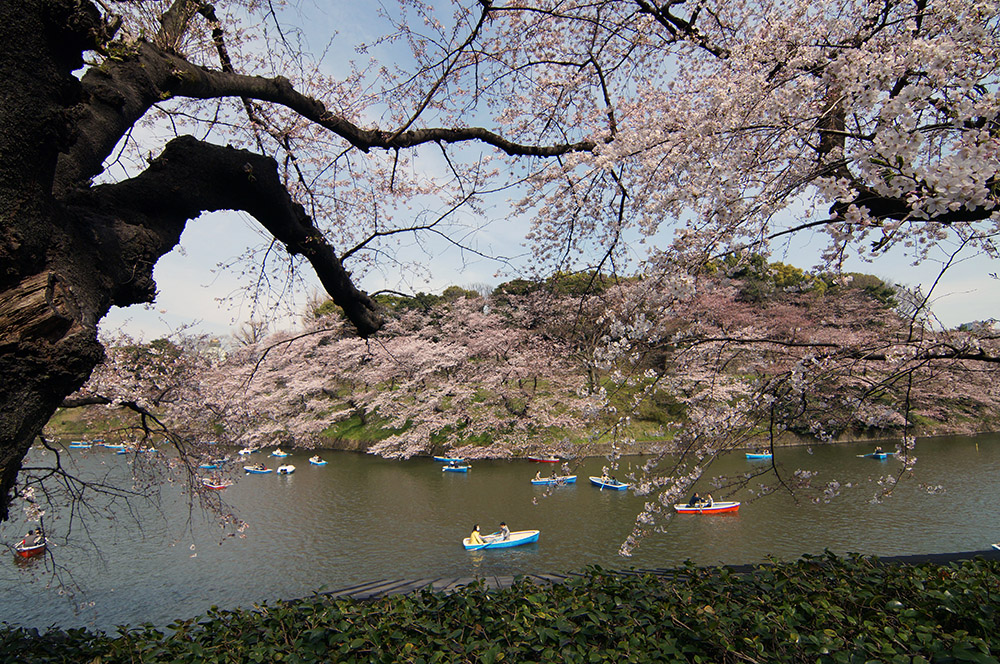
left=498, top=522, right=510, bottom=541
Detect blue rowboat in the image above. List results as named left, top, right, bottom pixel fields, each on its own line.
left=198, top=463, right=218, bottom=470
left=463, top=529, right=539, bottom=550
left=309, top=456, right=327, bottom=465
left=589, top=476, right=629, bottom=491
left=443, top=464, right=470, bottom=473
left=244, top=465, right=273, bottom=474
left=433, top=456, right=465, bottom=463
left=745, top=452, right=772, bottom=459
left=530, top=475, right=576, bottom=486
left=68, top=441, right=91, bottom=449
left=858, top=452, right=893, bottom=459
left=271, top=449, right=289, bottom=457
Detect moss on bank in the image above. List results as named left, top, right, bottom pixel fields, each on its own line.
left=4, top=553, right=998, bottom=663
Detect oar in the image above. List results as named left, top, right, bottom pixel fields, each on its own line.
left=470, top=532, right=499, bottom=551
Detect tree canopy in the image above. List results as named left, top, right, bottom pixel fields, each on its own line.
left=1, top=0, right=997, bottom=526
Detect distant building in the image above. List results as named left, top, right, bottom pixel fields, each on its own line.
left=957, top=319, right=997, bottom=333
left=201, top=337, right=228, bottom=363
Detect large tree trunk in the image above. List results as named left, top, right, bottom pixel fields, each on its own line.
left=0, top=0, right=108, bottom=521
left=0, top=275, right=105, bottom=521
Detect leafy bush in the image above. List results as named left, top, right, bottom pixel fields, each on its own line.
left=4, top=554, right=999, bottom=663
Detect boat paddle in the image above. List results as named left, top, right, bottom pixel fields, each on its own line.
left=470, top=532, right=499, bottom=551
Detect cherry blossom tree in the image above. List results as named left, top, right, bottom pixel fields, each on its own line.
left=176, top=293, right=599, bottom=457
left=3, top=0, right=997, bottom=529
left=584, top=264, right=1000, bottom=553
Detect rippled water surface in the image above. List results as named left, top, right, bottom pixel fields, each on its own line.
left=3, top=433, right=999, bottom=630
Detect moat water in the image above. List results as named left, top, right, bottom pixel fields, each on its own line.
left=2, top=433, right=998, bottom=630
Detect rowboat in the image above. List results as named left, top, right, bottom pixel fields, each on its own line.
left=858, top=452, right=893, bottom=459
left=589, top=476, right=629, bottom=491
left=244, top=465, right=272, bottom=474
left=433, top=455, right=465, bottom=463
left=309, top=456, right=327, bottom=465
left=102, top=443, right=126, bottom=450
left=276, top=464, right=295, bottom=474
left=745, top=452, right=772, bottom=459
left=463, top=529, right=540, bottom=550
left=674, top=501, right=741, bottom=514
left=201, top=478, right=232, bottom=490
left=14, top=539, right=47, bottom=558
left=271, top=448, right=289, bottom=457
left=528, top=455, right=560, bottom=463
left=443, top=463, right=471, bottom=473
left=68, top=441, right=91, bottom=449
left=198, top=463, right=218, bottom=470
left=530, top=475, right=577, bottom=485
left=238, top=448, right=253, bottom=455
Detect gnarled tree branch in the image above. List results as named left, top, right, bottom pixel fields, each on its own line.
left=68, top=136, right=383, bottom=336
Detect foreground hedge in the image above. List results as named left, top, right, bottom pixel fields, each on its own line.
left=3, top=553, right=998, bottom=663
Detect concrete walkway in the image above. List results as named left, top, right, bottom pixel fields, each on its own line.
left=325, top=548, right=1000, bottom=601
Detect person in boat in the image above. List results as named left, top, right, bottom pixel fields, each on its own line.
left=687, top=492, right=701, bottom=507
left=534, top=470, right=543, bottom=481
left=21, top=529, right=43, bottom=547
left=704, top=494, right=714, bottom=508
left=469, top=524, right=484, bottom=545
left=874, top=446, right=883, bottom=453
left=498, top=522, right=510, bottom=541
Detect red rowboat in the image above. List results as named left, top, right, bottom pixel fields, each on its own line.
left=15, top=539, right=47, bottom=558
left=527, top=455, right=560, bottom=463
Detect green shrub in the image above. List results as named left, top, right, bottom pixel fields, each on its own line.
left=5, top=554, right=999, bottom=663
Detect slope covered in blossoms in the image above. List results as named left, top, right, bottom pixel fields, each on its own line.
left=64, top=267, right=1000, bottom=461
